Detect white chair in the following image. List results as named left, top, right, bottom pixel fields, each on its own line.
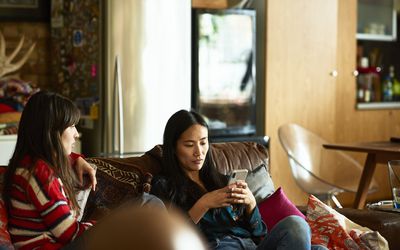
left=278, top=123, right=378, bottom=208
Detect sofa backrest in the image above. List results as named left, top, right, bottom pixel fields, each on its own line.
left=93, top=141, right=270, bottom=177
left=82, top=141, right=271, bottom=218
left=210, top=142, right=270, bottom=175
left=0, top=142, right=271, bottom=229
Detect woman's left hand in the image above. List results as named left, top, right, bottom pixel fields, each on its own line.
left=75, top=157, right=97, bottom=191
left=229, top=180, right=257, bottom=215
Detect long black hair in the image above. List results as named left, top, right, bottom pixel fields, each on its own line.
left=161, top=110, right=227, bottom=209
left=3, top=91, right=81, bottom=212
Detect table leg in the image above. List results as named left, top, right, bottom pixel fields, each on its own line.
left=353, top=153, right=377, bottom=209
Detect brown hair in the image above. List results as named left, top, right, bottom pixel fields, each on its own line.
left=4, top=91, right=81, bottom=213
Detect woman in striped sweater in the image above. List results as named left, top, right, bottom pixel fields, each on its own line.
left=3, top=91, right=97, bottom=249
left=4, top=90, right=201, bottom=250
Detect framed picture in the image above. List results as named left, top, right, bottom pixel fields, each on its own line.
left=0, top=0, right=50, bottom=21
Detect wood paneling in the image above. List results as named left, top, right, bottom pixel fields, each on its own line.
left=265, top=0, right=338, bottom=205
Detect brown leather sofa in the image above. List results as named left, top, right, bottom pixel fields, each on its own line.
left=84, top=141, right=400, bottom=249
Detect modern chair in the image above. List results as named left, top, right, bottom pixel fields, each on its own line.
left=388, top=160, right=400, bottom=209
left=278, top=123, right=378, bottom=208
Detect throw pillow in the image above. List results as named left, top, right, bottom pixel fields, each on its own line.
left=0, top=167, right=15, bottom=249
left=306, top=194, right=389, bottom=250
left=246, top=164, right=275, bottom=203
left=257, top=187, right=305, bottom=230
left=82, top=158, right=145, bottom=221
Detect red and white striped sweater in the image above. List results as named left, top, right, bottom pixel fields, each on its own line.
left=8, top=155, right=93, bottom=249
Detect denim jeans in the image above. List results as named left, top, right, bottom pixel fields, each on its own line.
left=139, top=192, right=166, bottom=208
left=211, top=215, right=328, bottom=250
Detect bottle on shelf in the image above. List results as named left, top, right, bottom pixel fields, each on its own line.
left=382, top=66, right=396, bottom=102
left=356, top=57, right=381, bottom=103
left=392, top=67, right=400, bottom=101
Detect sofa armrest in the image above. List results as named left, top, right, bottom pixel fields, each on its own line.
left=337, top=208, right=400, bottom=249
left=297, top=206, right=400, bottom=249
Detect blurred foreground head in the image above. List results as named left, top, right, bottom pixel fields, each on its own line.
left=85, top=205, right=208, bottom=250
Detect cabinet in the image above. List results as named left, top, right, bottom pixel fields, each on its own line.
left=0, top=135, right=17, bottom=166
left=356, top=0, right=400, bottom=109
left=357, top=0, right=397, bottom=41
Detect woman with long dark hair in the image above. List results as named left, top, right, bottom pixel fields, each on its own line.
left=3, top=91, right=97, bottom=249
left=151, top=110, right=326, bottom=250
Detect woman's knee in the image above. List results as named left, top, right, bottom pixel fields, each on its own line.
left=141, top=193, right=165, bottom=208
left=258, top=216, right=311, bottom=250
left=276, top=215, right=310, bottom=240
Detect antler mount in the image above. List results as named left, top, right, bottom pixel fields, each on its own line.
left=0, top=30, right=36, bottom=79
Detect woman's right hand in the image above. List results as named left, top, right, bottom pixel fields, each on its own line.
left=189, top=185, right=234, bottom=223
left=198, top=185, right=234, bottom=209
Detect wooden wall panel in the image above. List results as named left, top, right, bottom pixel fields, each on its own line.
left=265, top=0, right=338, bottom=205
left=335, top=0, right=359, bottom=206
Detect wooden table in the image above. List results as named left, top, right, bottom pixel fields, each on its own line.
left=323, top=141, right=400, bottom=209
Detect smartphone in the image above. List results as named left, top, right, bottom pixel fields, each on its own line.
left=228, top=169, right=248, bottom=185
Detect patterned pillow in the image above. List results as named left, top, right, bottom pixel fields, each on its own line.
left=306, top=195, right=389, bottom=249
left=0, top=167, right=14, bottom=249
left=82, top=158, right=146, bottom=221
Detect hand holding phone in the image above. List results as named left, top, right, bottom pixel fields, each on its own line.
left=228, top=169, right=248, bottom=185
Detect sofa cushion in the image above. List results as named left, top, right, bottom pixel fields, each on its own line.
left=258, top=187, right=305, bottom=230
left=0, top=167, right=15, bottom=249
left=246, top=164, right=275, bottom=203
left=306, top=195, right=389, bottom=249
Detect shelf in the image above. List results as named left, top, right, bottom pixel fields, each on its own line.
left=356, top=102, right=400, bottom=110
left=356, top=33, right=397, bottom=41
left=357, top=0, right=397, bottom=42
left=192, top=0, right=227, bottom=9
